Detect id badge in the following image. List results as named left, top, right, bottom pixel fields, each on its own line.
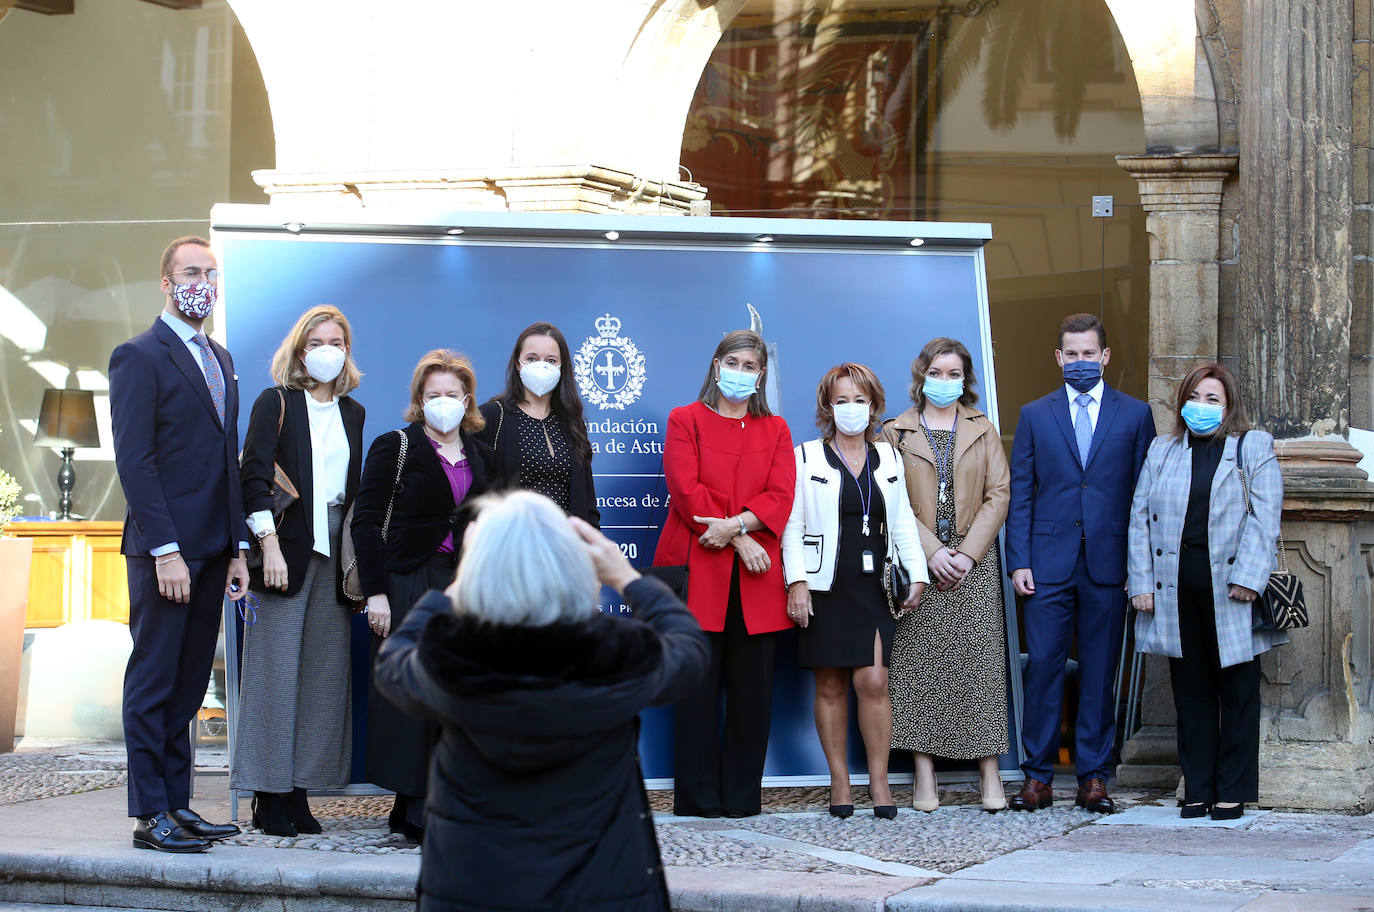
left=860, top=550, right=875, bottom=574
left=937, top=518, right=952, bottom=544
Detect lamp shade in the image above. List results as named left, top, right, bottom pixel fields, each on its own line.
left=33, top=389, right=100, bottom=448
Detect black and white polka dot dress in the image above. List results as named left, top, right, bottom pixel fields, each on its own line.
left=890, top=428, right=1010, bottom=759
left=512, top=407, right=573, bottom=513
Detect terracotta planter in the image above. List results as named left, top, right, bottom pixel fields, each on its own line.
left=0, top=536, right=34, bottom=753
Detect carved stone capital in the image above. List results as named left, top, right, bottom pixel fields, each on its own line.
left=1276, top=438, right=1374, bottom=515
left=250, top=166, right=709, bottom=215
left=1115, top=153, right=1239, bottom=212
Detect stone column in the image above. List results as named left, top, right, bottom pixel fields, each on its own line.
left=1237, top=0, right=1374, bottom=811
left=1116, top=154, right=1238, bottom=428
left=1111, top=153, right=1237, bottom=788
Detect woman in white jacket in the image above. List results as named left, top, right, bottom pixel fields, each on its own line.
left=782, top=363, right=928, bottom=819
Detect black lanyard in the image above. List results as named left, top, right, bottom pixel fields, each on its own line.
left=920, top=414, right=957, bottom=504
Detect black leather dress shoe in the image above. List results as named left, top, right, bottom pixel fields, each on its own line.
left=133, top=812, right=211, bottom=853
left=170, top=807, right=241, bottom=841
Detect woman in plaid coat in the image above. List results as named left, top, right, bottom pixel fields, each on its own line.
left=1127, top=362, right=1287, bottom=821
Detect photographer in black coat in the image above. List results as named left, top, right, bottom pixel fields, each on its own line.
left=374, top=490, right=708, bottom=912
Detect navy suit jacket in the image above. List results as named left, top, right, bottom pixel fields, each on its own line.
left=1005, top=384, right=1154, bottom=586
left=109, top=316, right=249, bottom=559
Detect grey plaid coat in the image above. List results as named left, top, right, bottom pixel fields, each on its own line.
left=1127, top=430, right=1289, bottom=668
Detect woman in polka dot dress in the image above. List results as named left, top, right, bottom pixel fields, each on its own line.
left=477, top=322, right=599, bottom=526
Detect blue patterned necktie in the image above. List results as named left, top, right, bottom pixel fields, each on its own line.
left=193, top=333, right=226, bottom=424
left=1074, top=392, right=1093, bottom=467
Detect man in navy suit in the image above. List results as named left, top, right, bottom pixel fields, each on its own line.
left=1005, top=313, right=1154, bottom=814
left=109, top=237, right=249, bottom=852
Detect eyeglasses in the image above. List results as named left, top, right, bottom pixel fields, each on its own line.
left=166, top=267, right=219, bottom=284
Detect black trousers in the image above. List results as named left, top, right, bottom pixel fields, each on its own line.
left=368, top=551, right=456, bottom=828
left=123, top=553, right=230, bottom=817
left=1171, top=545, right=1260, bottom=804
left=672, top=564, right=777, bottom=816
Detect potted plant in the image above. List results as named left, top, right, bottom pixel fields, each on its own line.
left=0, top=426, right=32, bottom=753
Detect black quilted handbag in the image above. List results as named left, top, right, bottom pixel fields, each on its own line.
left=1237, top=431, right=1308, bottom=631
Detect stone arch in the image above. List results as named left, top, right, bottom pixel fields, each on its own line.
left=223, top=0, right=1221, bottom=202
left=1103, top=0, right=1225, bottom=152
left=225, top=0, right=749, bottom=195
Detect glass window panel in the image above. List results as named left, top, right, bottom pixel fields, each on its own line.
left=0, top=0, right=272, bottom=521
left=681, top=0, right=1149, bottom=442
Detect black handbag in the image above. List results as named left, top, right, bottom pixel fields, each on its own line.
left=882, top=549, right=911, bottom=620
left=246, top=389, right=300, bottom=571
left=1236, top=431, right=1308, bottom=631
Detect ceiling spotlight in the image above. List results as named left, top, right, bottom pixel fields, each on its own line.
left=604, top=230, right=620, bottom=241
left=283, top=222, right=304, bottom=234
left=755, top=234, right=775, bottom=243
left=446, top=227, right=465, bottom=235
left=909, top=238, right=925, bottom=247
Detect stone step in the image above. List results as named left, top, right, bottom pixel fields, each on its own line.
left=0, top=905, right=167, bottom=911
left=0, top=848, right=417, bottom=912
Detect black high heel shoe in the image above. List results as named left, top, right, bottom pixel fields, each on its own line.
left=251, top=792, right=297, bottom=837
left=285, top=788, right=322, bottom=834
left=1211, top=803, right=1244, bottom=821
left=828, top=804, right=854, bottom=819
left=1180, top=802, right=1210, bottom=819
left=873, top=805, right=898, bottom=819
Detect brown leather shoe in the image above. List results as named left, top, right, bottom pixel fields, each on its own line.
left=1009, top=779, right=1053, bottom=811
left=1075, top=778, right=1115, bottom=814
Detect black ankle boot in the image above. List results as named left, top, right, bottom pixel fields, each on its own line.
left=251, top=792, right=297, bottom=837
left=285, top=788, right=322, bottom=834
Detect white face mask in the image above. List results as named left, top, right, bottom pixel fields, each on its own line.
left=832, top=402, right=871, bottom=437
left=303, top=345, right=346, bottom=384
left=519, top=361, right=561, bottom=397
left=423, top=397, right=465, bottom=434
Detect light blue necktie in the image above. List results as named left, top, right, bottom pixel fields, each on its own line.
left=1074, top=392, right=1093, bottom=468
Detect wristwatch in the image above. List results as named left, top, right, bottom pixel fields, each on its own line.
left=255, top=529, right=277, bottom=541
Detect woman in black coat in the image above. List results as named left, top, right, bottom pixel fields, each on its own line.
left=476, top=322, right=599, bottom=525
left=350, top=349, right=493, bottom=844
left=374, top=491, right=708, bottom=912
left=234, top=305, right=365, bottom=836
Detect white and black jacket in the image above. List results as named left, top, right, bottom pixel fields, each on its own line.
left=781, top=439, right=929, bottom=592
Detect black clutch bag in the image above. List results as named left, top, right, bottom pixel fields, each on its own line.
left=882, top=551, right=910, bottom=620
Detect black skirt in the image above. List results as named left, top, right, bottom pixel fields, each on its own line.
left=365, top=550, right=457, bottom=796
left=797, top=445, right=894, bottom=669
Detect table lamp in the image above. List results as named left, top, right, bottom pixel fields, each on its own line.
left=33, top=388, right=100, bottom=521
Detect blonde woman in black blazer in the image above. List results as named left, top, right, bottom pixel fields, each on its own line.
left=234, top=306, right=365, bottom=837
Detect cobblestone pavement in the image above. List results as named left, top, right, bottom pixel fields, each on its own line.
left=18, top=737, right=1372, bottom=899
left=0, top=740, right=127, bottom=806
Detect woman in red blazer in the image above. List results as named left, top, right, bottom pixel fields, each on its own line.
left=654, top=329, right=796, bottom=817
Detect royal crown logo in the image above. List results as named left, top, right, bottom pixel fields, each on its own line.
left=575, top=313, right=646, bottom=410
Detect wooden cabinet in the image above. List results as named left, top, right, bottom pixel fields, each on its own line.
left=8, top=522, right=128, bottom=627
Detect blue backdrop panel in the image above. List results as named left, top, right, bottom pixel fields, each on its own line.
left=216, top=219, right=1007, bottom=785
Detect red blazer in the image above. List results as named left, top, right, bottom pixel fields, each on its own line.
left=653, top=402, right=796, bottom=634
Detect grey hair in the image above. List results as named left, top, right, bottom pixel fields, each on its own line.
left=445, top=490, right=599, bottom=627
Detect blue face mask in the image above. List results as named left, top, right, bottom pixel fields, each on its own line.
left=1181, top=401, right=1225, bottom=435
left=922, top=376, right=963, bottom=407
left=716, top=365, right=760, bottom=403
left=1062, top=359, right=1102, bottom=393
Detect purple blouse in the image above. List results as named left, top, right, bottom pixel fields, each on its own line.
left=430, top=437, right=474, bottom=554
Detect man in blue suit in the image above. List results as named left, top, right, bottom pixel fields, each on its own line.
left=1005, top=313, right=1154, bottom=814
left=109, top=236, right=248, bottom=852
